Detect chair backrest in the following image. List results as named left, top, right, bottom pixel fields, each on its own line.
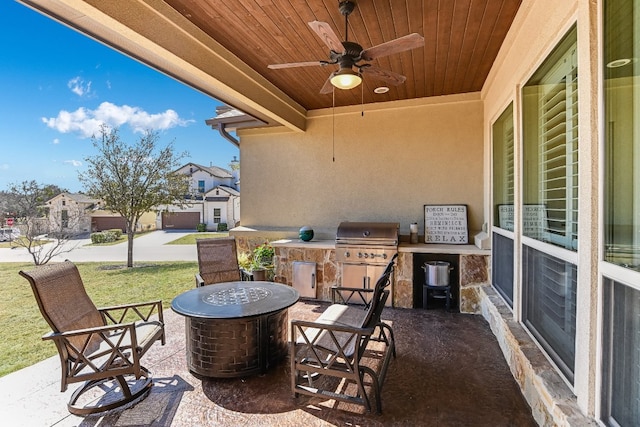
left=196, top=237, right=242, bottom=285
left=19, top=261, right=105, bottom=349
left=382, top=253, right=399, bottom=277
left=360, top=256, right=396, bottom=329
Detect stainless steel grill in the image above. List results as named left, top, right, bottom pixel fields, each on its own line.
left=335, top=221, right=399, bottom=265
left=335, top=222, right=399, bottom=306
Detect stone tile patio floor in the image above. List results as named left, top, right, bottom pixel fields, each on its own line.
left=1, top=300, right=537, bottom=427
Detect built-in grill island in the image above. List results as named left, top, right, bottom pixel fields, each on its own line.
left=335, top=221, right=399, bottom=306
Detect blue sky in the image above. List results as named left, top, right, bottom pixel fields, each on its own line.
left=0, top=2, right=239, bottom=193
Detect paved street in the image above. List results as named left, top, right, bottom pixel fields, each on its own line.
left=0, top=230, right=198, bottom=263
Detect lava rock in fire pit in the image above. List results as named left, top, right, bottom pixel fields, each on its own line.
left=299, top=226, right=314, bottom=242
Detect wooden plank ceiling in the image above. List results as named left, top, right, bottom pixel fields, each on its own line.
left=164, top=0, right=521, bottom=111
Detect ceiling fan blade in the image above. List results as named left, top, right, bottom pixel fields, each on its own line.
left=320, top=75, right=335, bottom=94
left=309, top=21, right=345, bottom=54
left=361, top=33, right=425, bottom=61
left=268, top=61, right=324, bottom=69
left=361, top=66, right=406, bottom=86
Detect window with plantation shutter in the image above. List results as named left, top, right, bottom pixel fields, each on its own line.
left=521, top=26, right=578, bottom=385
left=492, top=104, right=515, bottom=307
left=537, top=48, right=578, bottom=250
left=523, top=27, right=578, bottom=252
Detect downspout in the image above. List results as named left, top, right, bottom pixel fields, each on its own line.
left=216, top=123, right=239, bottom=147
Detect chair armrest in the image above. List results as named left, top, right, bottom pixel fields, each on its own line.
left=292, top=318, right=374, bottom=358
left=43, top=322, right=139, bottom=358
left=292, top=318, right=375, bottom=335
left=99, top=300, right=163, bottom=325
left=43, top=322, right=136, bottom=341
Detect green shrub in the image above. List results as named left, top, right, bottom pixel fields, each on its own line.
left=217, top=222, right=228, bottom=232
left=107, top=228, right=123, bottom=239
left=196, top=223, right=207, bottom=232
left=90, top=232, right=106, bottom=244
left=90, top=231, right=118, bottom=244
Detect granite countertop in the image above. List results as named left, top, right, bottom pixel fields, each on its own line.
left=399, top=242, right=490, bottom=255
left=270, top=239, right=336, bottom=249
left=269, top=239, right=490, bottom=255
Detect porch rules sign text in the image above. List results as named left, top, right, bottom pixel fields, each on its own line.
left=424, top=205, right=468, bottom=244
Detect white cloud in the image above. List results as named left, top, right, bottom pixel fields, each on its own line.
left=64, top=160, right=82, bottom=167
left=68, top=76, right=92, bottom=97
left=42, top=102, right=194, bottom=138
left=53, top=138, right=60, bottom=144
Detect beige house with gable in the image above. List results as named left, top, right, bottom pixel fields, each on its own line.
left=45, top=192, right=98, bottom=234
left=46, top=192, right=156, bottom=233
left=22, top=1, right=640, bottom=425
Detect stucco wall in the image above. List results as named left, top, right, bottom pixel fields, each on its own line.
left=238, top=93, right=484, bottom=237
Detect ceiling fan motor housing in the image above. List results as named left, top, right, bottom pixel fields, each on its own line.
left=330, top=41, right=363, bottom=63
left=339, top=1, right=356, bottom=16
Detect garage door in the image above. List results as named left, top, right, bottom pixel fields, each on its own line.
left=92, top=216, right=126, bottom=232
left=162, top=212, right=200, bottom=229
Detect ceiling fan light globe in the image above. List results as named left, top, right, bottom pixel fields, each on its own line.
left=330, top=70, right=362, bottom=90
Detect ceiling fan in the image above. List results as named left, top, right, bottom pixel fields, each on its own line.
left=268, top=0, right=424, bottom=94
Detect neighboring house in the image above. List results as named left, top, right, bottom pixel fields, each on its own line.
left=91, top=209, right=157, bottom=233
left=46, top=193, right=156, bottom=234
left=157, top=162, right=240, bottom=231
left=46, top=193, right=99, bottom=234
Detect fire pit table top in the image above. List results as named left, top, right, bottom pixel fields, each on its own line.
left=171, top=281, right=300, bottom=319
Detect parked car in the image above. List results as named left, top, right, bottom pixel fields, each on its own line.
left=0, top=228, right=18, bottom=242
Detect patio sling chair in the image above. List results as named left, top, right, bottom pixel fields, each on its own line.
left=290, top=255, right=397, bottom=413
left=195, top=236, right=250, bottom=287
left=19, top=261, right=165, bottom=415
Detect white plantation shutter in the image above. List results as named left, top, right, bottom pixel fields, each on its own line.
left=505, top=123, right=515, bottom=204
left=523, top=246, right=577, bottom=381
left=537, top=43, right=578, bottom=250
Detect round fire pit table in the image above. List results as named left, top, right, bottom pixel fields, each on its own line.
left=171, top=281, right=299, bottom=378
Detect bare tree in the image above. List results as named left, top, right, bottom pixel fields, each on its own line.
left=7, top=180, right=81, bottom=265
left=79, top=126, right=189, bottom=267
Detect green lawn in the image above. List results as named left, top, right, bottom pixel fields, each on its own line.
left=0, top=261, right=197, bottom=377
left=166, top=232, right=229, bottom=245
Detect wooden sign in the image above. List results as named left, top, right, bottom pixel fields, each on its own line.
left=424, top=204, right=468, bottom=244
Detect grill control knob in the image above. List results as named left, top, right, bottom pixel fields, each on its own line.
left=357, top=252, right=363, bottom=258
left=363, top=253, right=369, bottom=258
left=370, top=253, right=375, bottom=258
left=382, top=253, right=388, bottom=259
left=345, top=251, right=350, bottom=258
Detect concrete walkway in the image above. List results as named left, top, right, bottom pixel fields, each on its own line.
left=0, top=230, right=198, bottom=263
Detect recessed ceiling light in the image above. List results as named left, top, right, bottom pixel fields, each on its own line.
left=374, top=86, right=389, bottom=94
left=607, top=58, right=633, bottom=68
